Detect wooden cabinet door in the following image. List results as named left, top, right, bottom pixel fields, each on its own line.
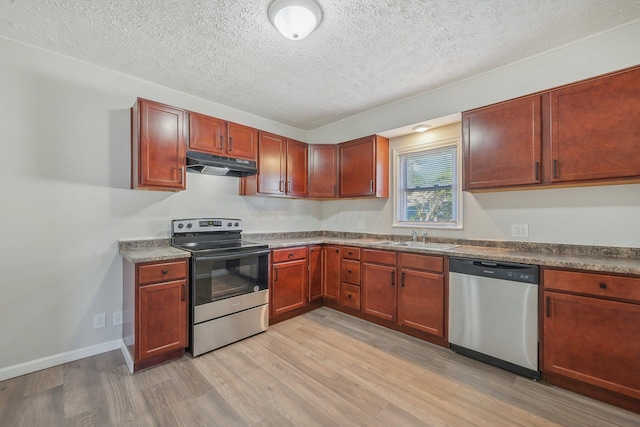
left=550, top=67, right=640, bottom=183
left=309, top=144, right=338, bottom=198
left=188, top=112, right=226, bottom=156
left=339, top=135, right=388, bottom=198
left=133, top=98, right=186, bottom=191
left=227, top=122, right=257, bottom=161
left=323, top=246, right=341, bottom=302
left=308, top=245, right=323, bottom=302
left=362, top=262, right=397, bottom=321
left=286, top=139, right=308, bottom=197
left=398, top=269, right=445, bottom=337
left=462, top=95, right=542, bottom=190
left=257, top=132, right=286, bottom=195
left=272, top=259, right=308, bottom=316
left=137, top=279, right=187, bottom=361
left=543, top=291, right=640, bottom=399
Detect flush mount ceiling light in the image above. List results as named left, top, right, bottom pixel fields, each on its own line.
left=269, top=0, right=322, bottom=40
left=412, top=124, right=431, bottom=132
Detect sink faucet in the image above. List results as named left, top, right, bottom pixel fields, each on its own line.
left=422, top=232, right=428, bottom=243
left=411, top=230, right=417, bottom=242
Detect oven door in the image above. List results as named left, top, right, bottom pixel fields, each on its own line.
left=191, top=249, right=269, bottom=324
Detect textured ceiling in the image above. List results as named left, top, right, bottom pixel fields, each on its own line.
left=1, top=1, right=640, bottom=130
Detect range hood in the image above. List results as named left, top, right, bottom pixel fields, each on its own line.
left=186, top=151, right=258, bottom=177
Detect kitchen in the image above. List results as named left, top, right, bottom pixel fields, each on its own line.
left=1, top=1, right=640, bottom=425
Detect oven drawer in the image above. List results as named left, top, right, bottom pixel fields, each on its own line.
left=138, top=260, right=188, bottom=285
left=272, top=247, right=307, bottom=263
left=192, top=304, right=268, bottom=356
left=194, top=289, right=269, bottom=324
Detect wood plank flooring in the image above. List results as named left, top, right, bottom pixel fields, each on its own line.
left=2, top=307, right=639, bottom=426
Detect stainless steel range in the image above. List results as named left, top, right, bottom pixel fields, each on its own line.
left=171, top=218, right=270, bottom=356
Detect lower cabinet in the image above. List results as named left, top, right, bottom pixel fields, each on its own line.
left=271, top=247, right=308, bottom=317
left=308, top=245, right=323, bottom=302
left=323, top=245, right=341, bottom=302
left=543, top=268, right=640, bottom=404
left=397, top=253, right=446, bottom=337
left=361, top=249, right=446, bottom=342
left=362, top=250, right=397, bottom=321
left=122, top=258, right=189, bottom=372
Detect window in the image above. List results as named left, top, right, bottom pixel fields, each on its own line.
left=394, top=139, right=461, bottom=228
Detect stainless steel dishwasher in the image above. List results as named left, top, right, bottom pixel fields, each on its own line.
left=448, top=257, right=540, bottom=379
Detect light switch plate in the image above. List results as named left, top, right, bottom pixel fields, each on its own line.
left=511, top=224, right=529, bottom=238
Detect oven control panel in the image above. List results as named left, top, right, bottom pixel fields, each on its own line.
left=172, top=218, right=242, bottom=234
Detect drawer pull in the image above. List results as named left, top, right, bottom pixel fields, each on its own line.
left=348, top=252, right=352, bottom=255
left=288, top=253, right=294, bottom=258
left=162, top=269, right=168, bottom=274
left=599, top=283, right=608, bottom=289
left=347, top=294, right=352, bottom=298
left=347, top=270, right=352, bottom=274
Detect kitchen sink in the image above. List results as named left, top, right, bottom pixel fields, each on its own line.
left=373, top=241, right=459, bottom=250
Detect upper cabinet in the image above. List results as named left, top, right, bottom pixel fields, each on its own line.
left=131, top=98, right=186, bottom=191
left=240, top=132, right=308, bottom=198
left=339, top=135, right=389, bottom=198
left=188, top=112, right=257, bottom=162
left=462, top=65, right=640, bottom=192
left=308, top=144, right=339, bottom=198
left=463, top=95, right=542, bottom=190
left=549, top=68, right=640, bottom=183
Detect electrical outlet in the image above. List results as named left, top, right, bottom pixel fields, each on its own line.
left=511, top=224, right=529, bottom=238
left=113, top=311, right=123, bottom=326
left=93, top=313, right=106, bottom=329
left=357, top=220, right=366, bottom=230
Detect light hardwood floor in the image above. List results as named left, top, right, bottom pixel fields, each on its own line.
left=1, top=307, right=639, bottom=426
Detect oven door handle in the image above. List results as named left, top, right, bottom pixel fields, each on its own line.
left=193, top=249, right=270, bottom=262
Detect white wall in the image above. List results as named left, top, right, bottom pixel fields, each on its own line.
left=0, top=37, right=321, bottom=378
left=1, top=19, right=640, bottom=379
left=322, top=124, right=640, bottom=247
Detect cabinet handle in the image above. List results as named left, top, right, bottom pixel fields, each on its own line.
left=219, top=135, right=224, bottom=150
left=287, top=181, right=291, bottom=193
left=333, top=184, right=337, bottom=196
left=162, top=269, right=168, bottom=274
left=401, top=272, right=405, bottom=287
left=535, top=161, right=540, bottom=181
left=347, top=294, right=352, bottom=298
left=391, top=271, right=395, bottom=286
left=177, top=168, right=183, bottom=183
left=274, top=268, right=278, bottom=282
left=335, top=249, right=339, bottom=253
left=279, top=180, right=284, bottom=192
left=553, top=160, right=558, bottom=179
left=229, top=137, right=233, bottom=151
left=181, top=284, right=185, bottom=302
left=369, top=180, right=373, bottom=193
left=288, top=253, right=294, bottom=258
left=546, top=296, right=551, bottom=318
left=347, top=270, right=352, bottom=274
left=599, top=283, right=608, bottom=289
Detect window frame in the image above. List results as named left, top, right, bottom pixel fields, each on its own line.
left=392, top=137, right=463, bottom=229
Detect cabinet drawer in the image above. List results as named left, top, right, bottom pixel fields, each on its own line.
left=362, top=249, right=396, bottom=265
left=398, top=253, right=444, bottom=273
left=341, top=246, right=361, bottom=261
left=272, top=247, right=307, bottom=263
left=340, top=284, right=361, bottom=310
left=341, top=259, right=361, bottom=285
left=138, top=260, right=187, bottom=285
left=544, top=269, right=640, bottom=303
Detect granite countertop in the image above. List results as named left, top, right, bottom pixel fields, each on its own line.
left=253, top=236, right=640, bottom=276
left=118, top=235, right=640, bottom=276
left=119, top=238, right=191, bottom=263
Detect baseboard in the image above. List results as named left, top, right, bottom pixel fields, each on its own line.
left=0, top=339, right=122, bottom=382
left=120, top=340, right=134, bottom=373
